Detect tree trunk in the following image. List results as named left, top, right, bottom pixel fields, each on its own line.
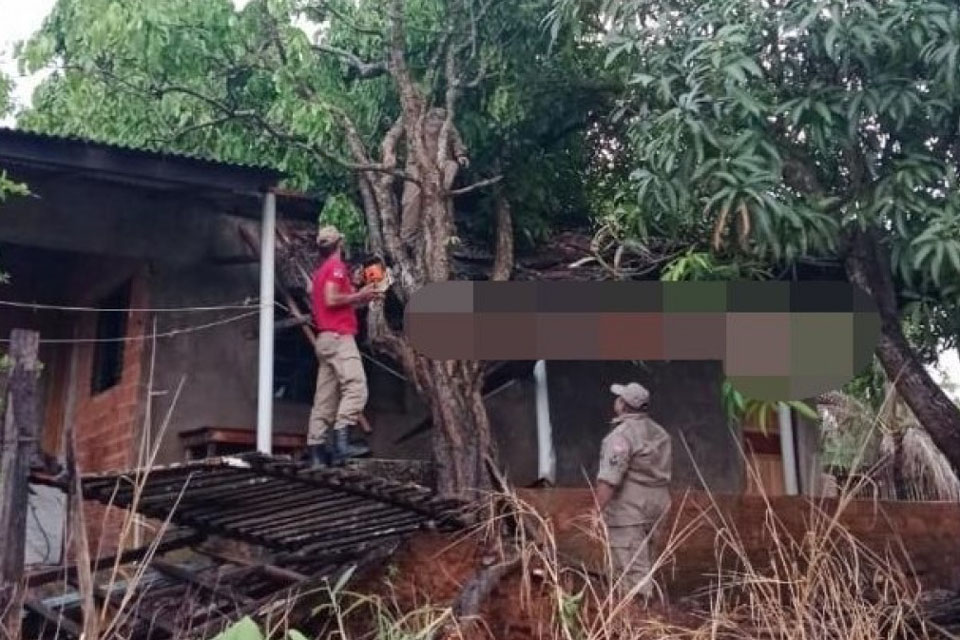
left=845, top=228, right=960, bottom=473
left=414, top=358, right=493, bottom=498
left=341, top=1, right=509, bottom=498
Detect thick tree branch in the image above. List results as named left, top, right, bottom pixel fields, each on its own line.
left=356, top=175, right=385, bottom=255
left=312, top=43, right=388, bottom=78
left=491, top=188, right=514, bottom=281
left=380, top=116, right=405, bottom=169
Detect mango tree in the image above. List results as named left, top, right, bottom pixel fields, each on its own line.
left=550, top=0, right=960, bottom=470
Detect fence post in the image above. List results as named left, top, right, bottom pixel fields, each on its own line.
left=0, top=329, right=40, bottom=639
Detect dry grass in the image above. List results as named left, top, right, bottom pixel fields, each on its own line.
left=438, top=481, right=940, bottom=640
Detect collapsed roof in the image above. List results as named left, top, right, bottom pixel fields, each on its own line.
left=25, top=456, right=466, bottom=639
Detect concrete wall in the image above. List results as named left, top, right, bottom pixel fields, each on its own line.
left=794, top=410, right=825, bottom=496
left=545, top=361, right=743, bottom=493
left=144, top=255, right=312, bottom=463
left=1, top=176, right=221, bottom=264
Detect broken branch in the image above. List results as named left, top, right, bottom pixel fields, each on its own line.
left=449, top=175, right=503, bottom=196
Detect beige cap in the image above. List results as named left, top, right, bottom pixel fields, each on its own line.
left=611, top=382, right=650, bottom=409
left=316, top=225, right=343, bottom=247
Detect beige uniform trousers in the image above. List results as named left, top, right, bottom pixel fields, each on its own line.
left=608, top=523, right=656, bottom=599
left=308, top=332, right=368, bottom=445
left=605, top=488, right=670, bottom=601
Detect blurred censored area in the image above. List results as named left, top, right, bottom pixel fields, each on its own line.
left=404, top=281, right=880, bottom=401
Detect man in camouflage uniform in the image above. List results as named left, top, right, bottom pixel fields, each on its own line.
left=594, top=382, right=672, bottom=602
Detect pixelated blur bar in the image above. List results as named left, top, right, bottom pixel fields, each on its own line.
left=404, top=281, right=880, bottom=401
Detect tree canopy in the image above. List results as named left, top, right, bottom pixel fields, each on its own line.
left=549, top=0, right=960, bottom=470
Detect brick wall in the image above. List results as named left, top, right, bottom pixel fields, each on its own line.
left=72, top=274, right=148, bottom=473
left=68, top=271, right=149, bottom=555
left=519, top=489, right=960, bottom=595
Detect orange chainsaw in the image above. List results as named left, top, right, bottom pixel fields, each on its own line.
left=361, top=255, right=391, bottom=293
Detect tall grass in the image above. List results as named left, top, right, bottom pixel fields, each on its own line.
left=437, top=481, right=939, bottom=640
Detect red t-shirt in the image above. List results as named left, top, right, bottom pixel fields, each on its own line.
left=311, top=256, right=358, bottom=335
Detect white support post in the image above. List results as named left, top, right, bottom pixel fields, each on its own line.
left=533, top=360, right=557, bottom=485
left=779, top=402, right=799, bottom=495
left=256, top=191, right=276, bottom=454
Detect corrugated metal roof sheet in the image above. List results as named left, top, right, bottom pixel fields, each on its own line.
left=0, top=126, right=284, bottom=177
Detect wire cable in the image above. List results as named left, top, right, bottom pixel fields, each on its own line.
left=0, top=310, right=261, bottom=344
left=0, top=298, right=266, bottom=313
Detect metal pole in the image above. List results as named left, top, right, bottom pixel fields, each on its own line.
left=778, top=402, right=799, bottom=495
left=533, top=360, right=556, bottom=485
left=256, top=191, right=276, bottom=454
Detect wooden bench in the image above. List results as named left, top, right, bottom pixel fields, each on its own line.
left=179, top=427, right=306, bottom=460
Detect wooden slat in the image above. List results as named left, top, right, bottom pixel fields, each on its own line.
left=150, top=560, right=254, bottom=608
left=192, top=549, right=309, bottom=585
left=24, top=599, right=84, bottom=638
left=88, top=581, right=180, bottom=640
left=26, top=531, right=204, bottom=587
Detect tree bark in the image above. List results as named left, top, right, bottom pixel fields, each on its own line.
left=0, top=329, right=40, bottom=640
left=845, top=228, right=960, bottom=473
left=491, top=188, right=514, bottom=282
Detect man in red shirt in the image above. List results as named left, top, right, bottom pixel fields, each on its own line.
left=308, top=225, right=382, bottom=466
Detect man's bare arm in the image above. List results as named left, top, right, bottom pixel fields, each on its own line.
left=324, top=281, right=377, bottom=308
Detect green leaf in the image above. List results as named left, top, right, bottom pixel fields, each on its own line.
left=814, top=102, right=833, bottom=126
left=209, top=617, right=263, bottom=640
left=948, top=242, right=960, bottom=274
left=790, top=401, right=819, bottom=421
left=825, top=25, right=840, bottom=59
left=740, top=58, right=763, bottom=78
left=932, top=244, right=945, bottom=285
left=631, top=73, right=656, bottom=87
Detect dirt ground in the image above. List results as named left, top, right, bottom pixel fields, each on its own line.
left=348, top=532, right=701, bottom=640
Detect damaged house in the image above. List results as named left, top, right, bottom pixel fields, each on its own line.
left=1, top=129, right=823, bottom=556
left=0, top=128, right=859, bottom=639
left=0, top=127, right=823, bottom=495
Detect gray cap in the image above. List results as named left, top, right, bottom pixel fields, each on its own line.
left=316, top=225, right=343, bottom=247
left=611, top=382, right=650, bottom=409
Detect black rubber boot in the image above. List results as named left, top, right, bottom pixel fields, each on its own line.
left=308, top=443, right=332, bottom=468
left=330, top=425, right=370, bottom=465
